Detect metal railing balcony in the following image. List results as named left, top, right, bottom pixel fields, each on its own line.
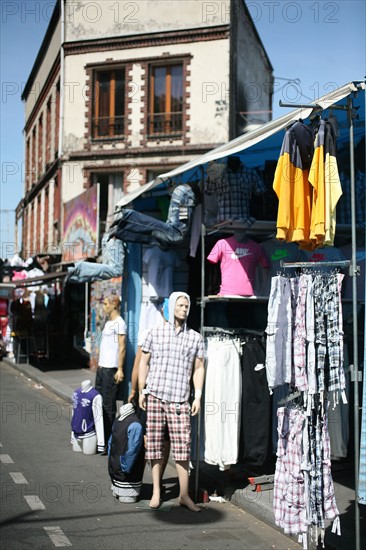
left=148, top=112, right=183, bottom=136
left=93, top=115, right=125, bottom=138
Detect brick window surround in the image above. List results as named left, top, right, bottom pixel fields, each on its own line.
left=85, top=54, right=191, bottom=147
left=85, top=62, right=128, bottom=145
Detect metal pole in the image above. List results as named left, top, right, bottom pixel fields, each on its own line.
left=348, top=94, right=360, bottom=550
left=195, top=166, right=206, bottom=501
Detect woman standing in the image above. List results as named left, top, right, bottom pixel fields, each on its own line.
left=96, top=294, right=126, bottom=452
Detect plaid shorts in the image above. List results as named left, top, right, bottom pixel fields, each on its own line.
left=145, top=394, right=191, bottom=462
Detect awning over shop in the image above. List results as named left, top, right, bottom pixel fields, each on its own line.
left=116, top=81, right=364, bottom=208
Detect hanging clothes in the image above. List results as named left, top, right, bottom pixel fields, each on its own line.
left=273, top=120, right=314, bottom=244
left=308, top=119, right=342, bottom=248
left=265, top=275, right=293, bottom=391
left=207, top=236, right=269, bottom=296
left=267, top=269, right=345, bottom=548
left=265, top=272, right=346, bottom=400
left=240, top=338, right=270, bottom=466
left=273, top=398, right=340, bottom=546
left=273, top=405, right=308, bottom=537
left=204, top=336, right=242, bottom=471
left=206, top=156, right=265, bottom=226
left=109, top=183, right=198, bottom=248
left=273, top=117, right=342, bottom=249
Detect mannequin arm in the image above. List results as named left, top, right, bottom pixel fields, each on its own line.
left=115, top=334, right=126, bottom=383
left=92, top=394, right=105, bottom=451
left=138, top=350, right=151, bottom=410
left=191, top=356, right=205, bottom=416
left=128, top=346, right=142, bottom=402
left=120, top=423, right=144, bottom=473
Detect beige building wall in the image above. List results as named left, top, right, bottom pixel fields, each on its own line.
left=24, top=20, right=61, bottom=120
left=63, top=39, right=230, bottom=153
left=64, top=0, right=230, bottom=41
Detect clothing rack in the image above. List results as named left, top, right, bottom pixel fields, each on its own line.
left=203, top=326, right=264, bottom=338
left=280, top=260, right=351, bottom=270
left=279, top=94, right=362, bottom=550
left=278, top=390, right=302, bottom=406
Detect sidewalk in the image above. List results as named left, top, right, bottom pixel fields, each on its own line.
left=2, top=355, right=364, bottom=550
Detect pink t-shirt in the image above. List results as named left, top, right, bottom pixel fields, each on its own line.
left=207, top=237, right=269, bottom=296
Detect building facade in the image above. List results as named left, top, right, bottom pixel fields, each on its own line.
left=18, top=0, right=273, bottom=256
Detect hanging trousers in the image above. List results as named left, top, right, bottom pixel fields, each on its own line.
left=109, top=184, right=197, bottom=248
left=204, top=337, right=241, bottom=471
left=240, top=338, right=270, bottom=466
left=66, top=238, right=125, bottom=284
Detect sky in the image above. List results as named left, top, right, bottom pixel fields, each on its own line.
left=0, top=0, right=365, bottom=250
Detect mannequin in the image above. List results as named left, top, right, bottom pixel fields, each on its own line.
left=108, top=403, right=145, bottom=503
left=96, top=294, right=127, bottom=450
left=207, top=234, right=269, bottom=296
left=139, top=292, right=205, bottom=511
left=71, top=379, right=104, bottom=455
left=205, top=156, right=265, bottom=225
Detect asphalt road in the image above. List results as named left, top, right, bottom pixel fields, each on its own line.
left=0, top=361, right=301, bottom=549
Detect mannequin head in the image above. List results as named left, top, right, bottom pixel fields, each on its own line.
left=81, top=379, right=92, bottom=391
left=119, top=403, right=134, bottom=417
left=168, top=292, right=191, bottom=328
left=103, top=294, right=120, bottom=317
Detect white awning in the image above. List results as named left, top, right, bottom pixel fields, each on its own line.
left=116, top=81, right=359, bottom=208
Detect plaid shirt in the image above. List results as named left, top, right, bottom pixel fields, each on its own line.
left=313, top=273, right=345, bottom=395
left=293, top=275, right=309, bottom=391
left=325, top=274, right=343, bottom=394
left=313, top=275, right=327, bottom=392
left=206, top=165, right=265, bottom=225
left=322, top=402, right=340, bottom=521
left=273, top=406, right=308, bottom=535
left=141, top=323, right=204, bottom=403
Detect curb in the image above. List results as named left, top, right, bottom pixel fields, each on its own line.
left=2, top=357, right=73, bottom=404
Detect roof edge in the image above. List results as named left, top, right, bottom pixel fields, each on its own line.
left=21, top=0, right=60, bottom=101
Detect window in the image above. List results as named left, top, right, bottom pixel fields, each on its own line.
left=55, top=81, right=60, bottom=157
left=44, top=187, right=49, bottom=248
left=26, top=138, right=30, bottom=190
left=149, top=64, right=183, bottom=136
left=46, top=99, right=51, bottom=165
left=36, top=195, right=41, bottom=252
left=93, top=172, right=124, bottom=234
left=32, top=127, right=36, bottom=183
left=38, top=114, right=43, bottom=175
left=93, top=69, right=125, bottom=138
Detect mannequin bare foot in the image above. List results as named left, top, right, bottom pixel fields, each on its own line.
left=178, top=495, right=201, bottom=512
left=149, top=494, right=161, bottom=509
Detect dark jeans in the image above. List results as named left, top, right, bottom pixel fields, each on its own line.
left=110, top=184, right=197, bottom=248
left=95, top=367, right=118, bottom=445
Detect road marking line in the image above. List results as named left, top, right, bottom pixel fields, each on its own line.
left=9, top=472, right=28, bottom=484
left=44, top=526, right=72, bottom=547
left=24, top=495, right=46, bottom=510
left=0, top=454, right=14, bottom=464
left=0, top=442, right=3, bottom=447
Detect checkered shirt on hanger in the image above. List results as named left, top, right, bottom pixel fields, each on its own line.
left=206, top=165, right=265, bottom=225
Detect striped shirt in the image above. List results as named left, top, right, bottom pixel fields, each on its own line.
left=141, top=323, right=204, bottom=403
